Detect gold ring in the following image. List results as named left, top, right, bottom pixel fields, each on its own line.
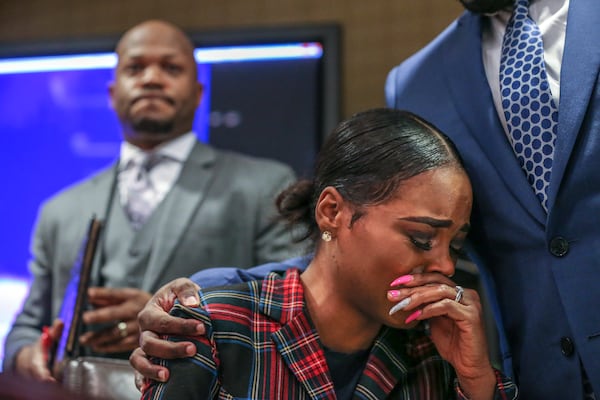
left=117, top=321, right=128, bottom=338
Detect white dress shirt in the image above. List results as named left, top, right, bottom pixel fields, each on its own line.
left=118, top=132, right=196, bottom=210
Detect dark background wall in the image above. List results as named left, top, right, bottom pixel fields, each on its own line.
left=0, top=0, right=463, bottom=118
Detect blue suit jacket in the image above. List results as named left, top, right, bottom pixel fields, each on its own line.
left=385, top=1, right=600, bottom=398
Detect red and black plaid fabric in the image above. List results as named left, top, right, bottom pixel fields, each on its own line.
left=142, top=268, right=517, bottom=399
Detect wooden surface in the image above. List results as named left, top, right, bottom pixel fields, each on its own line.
left=0, top=0, right=463, bottom=118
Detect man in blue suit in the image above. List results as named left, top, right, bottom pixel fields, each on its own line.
left=384, top=0, right=599, bottom=398
left=131, top=0, right=599, bottom=397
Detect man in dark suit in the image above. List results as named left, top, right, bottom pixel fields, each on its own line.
left=385, top=0, right=600, bottom=398
left=3, top=19, right=299, bottom=382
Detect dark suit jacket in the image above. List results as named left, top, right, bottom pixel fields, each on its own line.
left=385, top=1, right=600, bottom=397
left=3, top=140, right=301, bottom=371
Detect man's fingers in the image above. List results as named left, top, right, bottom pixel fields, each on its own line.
left=92, top=335, right=139, bottom=353
left=171, top=279, right=201, bottom=307
left=139, top=330, right=196, bottom=359
left=130, top=347, right=169, bottom=383
left=33, top=363, right=56, bottom=383
left=82, top=305, right=124, bottom=325
left=80, top=322, right=132, bottom=347
left=80, top=327, right=115, bottom=347
left=138, top=308, right=205, bottom=336
left=87, top=287, right=129, bottom=305
left=49, top=319, right=64, bottom=339
left=88, top=286, right=148, bottom=306
left=134, top=370, right=146, bottom=392
left=19, top=343, right=56, bottom=382
left=136, top=277, right=202, bottom=334
left=83, top=298, right=145, bottom=325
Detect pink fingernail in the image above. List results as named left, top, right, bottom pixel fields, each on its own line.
left=390, top=275, right=413, bottom=286
left=387, top=290, right=401, bottom=299
left=405, top=310, right=422, bottom=324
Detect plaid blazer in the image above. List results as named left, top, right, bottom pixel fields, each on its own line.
left=142, top=268, right=517, bottom=400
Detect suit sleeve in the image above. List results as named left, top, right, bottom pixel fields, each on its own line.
left=189, top=256, right=312, bottom=288
left=251, top=162, right=303, bottom=265
left=2, top=204, right=56, bottom=372
left=385, top=65, right=402, bottom=108
left=455, top=369, right=519, bottom=400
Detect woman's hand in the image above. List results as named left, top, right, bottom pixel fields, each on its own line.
left=388, top=273, right=496, bottom=400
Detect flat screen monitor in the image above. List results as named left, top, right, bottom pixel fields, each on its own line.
left=0, top=24, right=341, bottom=368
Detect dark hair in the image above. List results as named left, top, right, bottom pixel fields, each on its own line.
left=276, top=108, right=465, bottom=243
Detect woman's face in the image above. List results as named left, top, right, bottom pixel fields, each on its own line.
left=332, top=166, right=472, bottom=329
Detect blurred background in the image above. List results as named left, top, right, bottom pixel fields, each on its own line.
left=0, top=0, right=464, bottom=368
left=0, top=0, right=463, bottom=117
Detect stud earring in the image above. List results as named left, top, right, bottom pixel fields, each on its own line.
left=321, top=231, right=332, bottom=242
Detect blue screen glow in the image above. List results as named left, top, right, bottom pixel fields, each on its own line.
left=0, top=41, right=324, bottom=368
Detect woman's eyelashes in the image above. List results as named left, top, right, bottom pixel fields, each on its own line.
left=408, top=233, right=467, bottom=257
left=409, top=235, right=432, bottom=251
left=450, top=245, right=467, bottom=258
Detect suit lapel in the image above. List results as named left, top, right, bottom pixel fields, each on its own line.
left=142, top=141, right=218, bottom=290
left=84, top=163, right=120, bottom=282
left=443, top=12, right=546, bottom=224
left=264, top=271, right=336, bottom=400
left=547, top=0, right=600, bottom=209
left=272, top=316, right=336, bottom=400
left=354, top=328, right=406, bottom=399
left=87, top=163, right=120, bottom=220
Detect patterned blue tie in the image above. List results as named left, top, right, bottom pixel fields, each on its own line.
left=499, top=0, right=558, bottom=212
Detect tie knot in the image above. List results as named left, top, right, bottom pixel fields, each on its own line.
left=124, top=152, right=165, bottom=229
left=143, top=153, right=163, bottom=170
left=513, top=0, right=530, bottom=16
left=129, top=152, right=163, bottom=172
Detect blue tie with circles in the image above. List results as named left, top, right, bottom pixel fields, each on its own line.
left=499, top=0, right=558, bottom=212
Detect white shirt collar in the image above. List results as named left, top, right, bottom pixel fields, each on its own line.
left=119, top=131, right=196, bottom=169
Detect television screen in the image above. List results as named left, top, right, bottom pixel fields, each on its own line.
left=0, top=24, right=341, bottom=368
